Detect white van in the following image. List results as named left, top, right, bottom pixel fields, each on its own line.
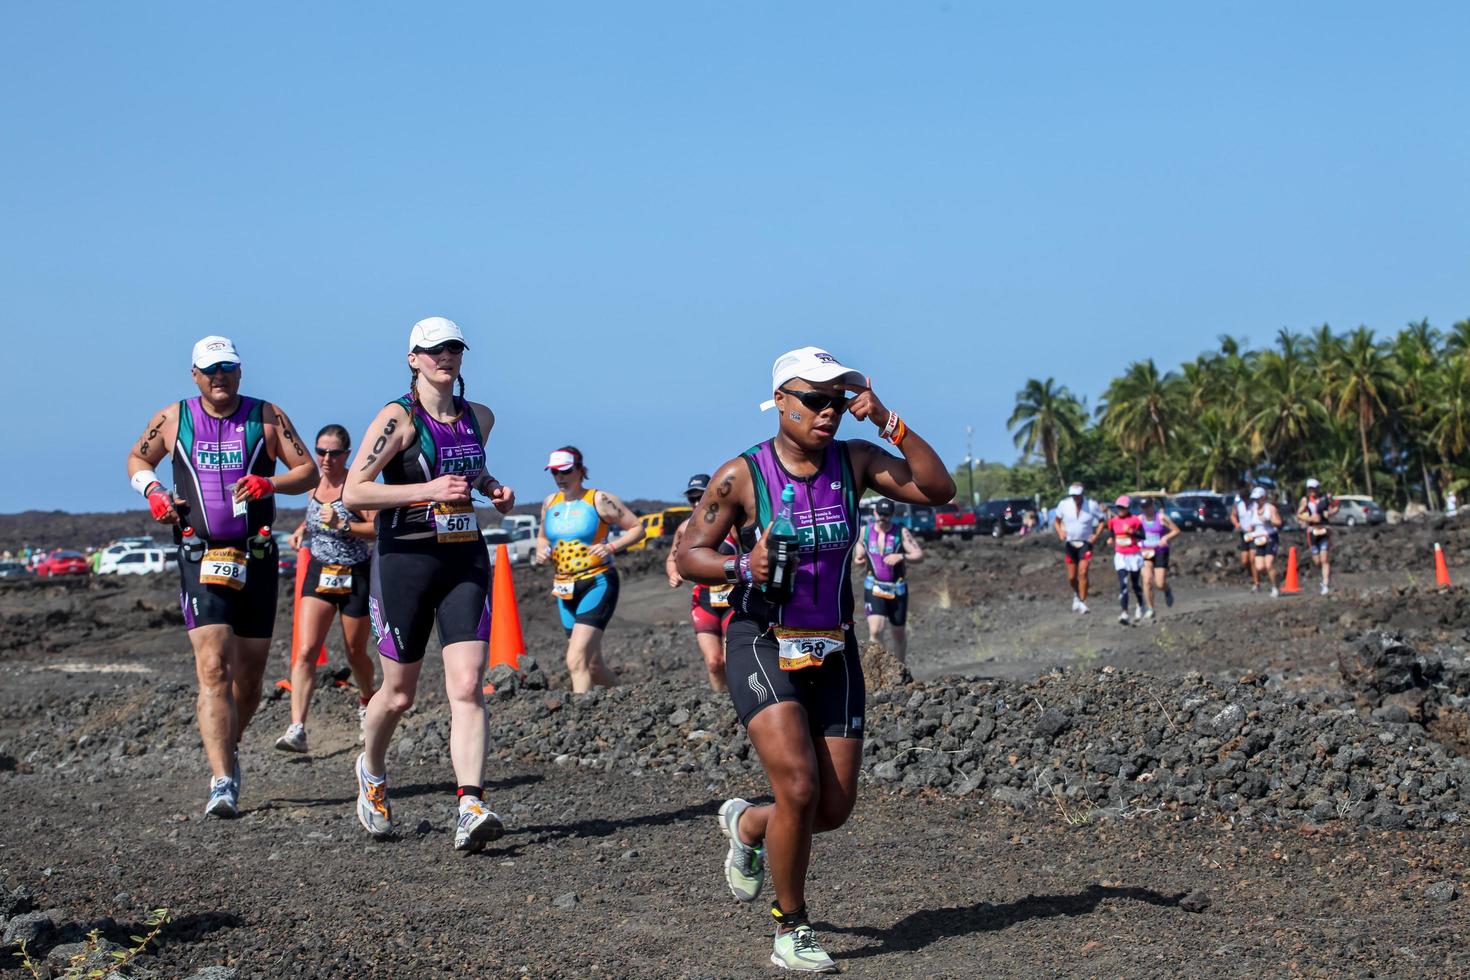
left=100, top=548, right=175, bottom=576
left=501, top=515, right=538, bottom=535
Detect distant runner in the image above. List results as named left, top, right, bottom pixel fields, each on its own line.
left=1137, top=496, right=1180, bottom=615
left=1229, top=481, right=1260, bottom=591
left=853, top=499, right=924, bottom=662
left=678, top=346, right=954, bottom=974
left=275, top=424, right=378, bottom=754
left=1107, top=495, right=1147, bottom=624
left=534, top=447, right=645, bottom=692
left=125, top=336, right=318, bottom=818
left=666, top=473, right=732, bottom=691
left=1053, top=482, right=1104, bottom=614
left=1243, top=487, right=1283, bottom=597
left=1296, top=478, right=1338, bottom=595
left=343, top=317, right=516, bottom=853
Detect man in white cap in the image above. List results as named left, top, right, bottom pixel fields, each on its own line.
left=1053, top=481, right=1104, bottom=613
left=1296, top=478, right=1338, bottom=594
left=125, top=336, right=319, bottom=818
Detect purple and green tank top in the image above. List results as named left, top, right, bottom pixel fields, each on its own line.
left=864, top=521, right=906, bottom=584
left=732, top=438, right=859, bottom=630
left=378, top=394, right=486, bottom=539
left=171, top=396, right=274, bottom=542
left=1139, top=511, right=1168, bottom=551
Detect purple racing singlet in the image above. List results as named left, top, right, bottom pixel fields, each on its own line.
left=378, top=394, right=487, bottom=539
left=731, top=438, right=859, bottom=629
left=171, top=396, right=274, bottom=541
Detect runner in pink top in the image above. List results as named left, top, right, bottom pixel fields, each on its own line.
left=1107, top=495, right=1147, bottom=624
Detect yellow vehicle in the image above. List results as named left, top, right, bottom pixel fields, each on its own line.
left=625, top=506, right=693, bottom=551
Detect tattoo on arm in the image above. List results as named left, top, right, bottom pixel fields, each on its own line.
left=703, top=502, right=719, bottom=524
left=137, top=413, right=166, bottom=458
left=717, top=474, right=734, bottom=498
left=274, top=411, right=306, bottom=458
left=360, top=417, right=398, bottom=471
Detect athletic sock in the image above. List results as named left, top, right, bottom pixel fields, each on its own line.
left=771, top=902, right=809, bottom=932
left=457, top=785, right=484, bottom=809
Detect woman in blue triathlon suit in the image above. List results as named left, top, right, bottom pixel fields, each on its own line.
left=342, top=317, right=516, bottom=854
left=533, top=446, right=644, bottom=692
left=676, top=347, right=953, bottom=974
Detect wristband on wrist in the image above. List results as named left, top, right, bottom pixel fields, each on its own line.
left=723, top=557, right=739, bottom=583
left=737, top=553, right=754, bottom=584
left=880, top=411, right=900, bottom=441
left=131, top=469, right=163, bottom=498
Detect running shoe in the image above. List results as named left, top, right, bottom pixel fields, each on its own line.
left=1142, top=607, right=1155, bottom=621
left=1164, top=586, right=1174, bottom=607
left=1270, top=585, right=1279, bottom=598
left=718, top=798, right=765, bottom=902
left=770, top=925, right=838, bottom=973
left=275, top=723, right=307, bottom=753
left=204, top=775, right=238, bottom=819
left=1077, top=600, right=1089, bottom=615
left=1118, top=611, right=1130, bottom=625
left=1250, top=584, right=1260, bottom=594
left=1071, top=595, right=1080, bottom=613
left=1320, top=582, right=1330, bottom=596
left=454, top=798, right=505, bottom=853
left=355, top=753, right=393, bottom=839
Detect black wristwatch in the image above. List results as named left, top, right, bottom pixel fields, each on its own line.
left=723, top=557, right=739, bottom=583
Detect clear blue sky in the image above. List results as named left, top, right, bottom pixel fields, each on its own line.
left=2, top=3, right=1466, bottom=513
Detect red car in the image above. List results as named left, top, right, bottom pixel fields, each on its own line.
left=36, top=550, right=90, bottom=577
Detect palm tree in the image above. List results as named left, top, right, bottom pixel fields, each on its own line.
left=1097, top=360, right=1180, bottom=481
left=1246, top=348, right=1323, bottom=476
left=1319, top=327, right=1400, bottom=495
left=1445, top=318, right=1470, bottom=359
left=1008, top=378, right=1085, bottom=491
left=1161, top=410, right=1248, bottom=491
left=1429, top=358, right=1470, bottom=472
left=1392, top=321, right=1441, bottom=508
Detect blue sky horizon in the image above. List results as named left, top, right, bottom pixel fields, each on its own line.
left=2, top=3, right=1466, bottom=514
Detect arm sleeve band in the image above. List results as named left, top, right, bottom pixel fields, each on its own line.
left=131, top=469, right=163, bottom=497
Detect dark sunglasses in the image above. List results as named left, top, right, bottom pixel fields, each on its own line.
left=413, top=342, right=466, bottom=356
left=198, top=361, right=240, bottom=376
left=315, top=447, right=347, bottom=458
left=779, top=387, right=853, bottom=413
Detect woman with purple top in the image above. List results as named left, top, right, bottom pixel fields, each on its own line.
left=676, top=346, right=954, bottom=973
left=342, top=317, right=516, bottom=855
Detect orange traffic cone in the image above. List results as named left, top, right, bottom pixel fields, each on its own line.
left=276, top=546, right=327, bottom=692
left=1281, top=546, right=1301, bottom=594
left=1435, top=542, right=1453, bottom=588
left=484, top=544, right=526, bottom=694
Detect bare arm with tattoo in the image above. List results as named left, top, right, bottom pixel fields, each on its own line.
left=126, top=403, right=185, bottom=523
left=264, top=402, right=319, bottom=496
left=343, top=404, right=468, bottom=510
left=591, top=490, right=645, bottom=559
left=677, top=460, right=780, bottom=586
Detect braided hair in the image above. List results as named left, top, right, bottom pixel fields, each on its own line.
left=407, top=368, right=467, bottom=416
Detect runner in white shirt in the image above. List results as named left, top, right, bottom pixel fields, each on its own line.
left=1228, top=481, right=1259, bottom=592
left=1243, top=487, right=1284, bottom=597
left=1053, top=482, right=1104, bottom=614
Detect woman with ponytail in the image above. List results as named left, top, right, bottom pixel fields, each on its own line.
left=342, top=317, right=516, bottom=854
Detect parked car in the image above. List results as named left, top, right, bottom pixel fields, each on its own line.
left=502, top=514, right=538, bottom=535
left=1331, top=495, right=1385, bottom=526
left=934, top=503, right=977, bottom=540
left=483, top=525, right=537, bottom=564
left=859, top=500, right=938, bottom=540
left=0, top=561, right=32, bottom=578
left=99, top=548, right=176, bottom=576
left=627, top=506, right=692, bottom=552
left=1166, top=494, right=1234, bottom=531
left=976, top=498, right=1034, bottom=538
left=115, top=535, right=158, bottom=549
left=35, top=551, right=90, bottom=577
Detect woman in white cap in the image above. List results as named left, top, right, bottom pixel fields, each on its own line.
left=1295, top=479, right=1338, bottom=594
left=341, top=316, right=517, bottom=854
left=677, top=346, right=954, bottom=974
left=1243, top=486, right=1284, bottom=596
left=532, top=446, right=645, bottom=692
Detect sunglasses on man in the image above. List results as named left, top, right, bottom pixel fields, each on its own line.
left=413, top=341, right=466, bottom=356
left=779, top=387, right=853, bottom=413
left=198, top=361, right=240, bottom=376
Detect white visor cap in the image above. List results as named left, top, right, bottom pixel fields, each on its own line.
left=409, top=316, right=469, bottom=352
left=760, top=346, right=865, bottom=411
left=545, top=450, right=577, bottom=472
left=192, top=336, right=240, bottom=369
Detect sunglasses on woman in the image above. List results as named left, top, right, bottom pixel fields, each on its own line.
left=198, top=361, right=240, bottom=376
left=316, top=447, right=348, bottom=458
left=779, top=387, right=853, bottom=413
left=413, top=341, right=466, bottom=356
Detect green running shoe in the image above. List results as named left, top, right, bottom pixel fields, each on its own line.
left=770, top=925, right=837, bottom=973
left=717, top=798, right=764, bottom=902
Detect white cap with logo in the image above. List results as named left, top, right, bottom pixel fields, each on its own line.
left=409, top=316, right=469, bottom=352
left=760, top=347, right=866, bottom=411
left=192, top=336, right=240, bottom=369
left=545, top=450, right=577, bottom=472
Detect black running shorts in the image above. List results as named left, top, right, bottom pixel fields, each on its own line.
left=301, top=556, right=372, bottom=618
left=863, top=588, right=908, bottom=627
left=369, top=537, right=490, bottom=664
left=723, top=618, right=864, bottom=739
left=177, top=540, right=279, bottom=640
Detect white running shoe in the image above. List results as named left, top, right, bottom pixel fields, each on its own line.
left=770, top=925, right=838, bottom=973
left=1118, top=611, right=1130, bottom=625
left=204, top=775, right=238, bottom=819
left=454, top=798, right=505, bottom=853
left=275, top=723, right=307, bottom=753
left=718, top=798, right=765, bottom=902
left=1270, top=586, right=1280, bottom=598
left=1071, top=595, right=1080, bottom=612
left=1320, top=582, right=1330, bottom=595
left=1077, top=600, right=1089, bottom=615
left=1142, top=607, right=1155, bottom=621
left=1250, top=584, right=1260, bottom=594
left=355, top=753, right=393, bottom=839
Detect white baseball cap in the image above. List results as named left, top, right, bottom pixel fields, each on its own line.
left=192, top=336, right=240, bottom=369
left=1306, top=478, right=1321, bottom=489
left=1250, top=487, right=1266, bottom=500
left=408, top=316, right=469, bottom=352
left=1068, top=483, right=1084, bottom=496
left=545, top=450, right=577, bottom=472
left=759, top=346, right=865, bottom=411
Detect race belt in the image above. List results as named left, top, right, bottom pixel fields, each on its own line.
left=774, top=627, right=846, bottom=671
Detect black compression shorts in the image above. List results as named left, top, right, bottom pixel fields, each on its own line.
left=723, top=618, right=864, bottom=739
left=300, top=555, right=372, bottom=618
left=177, top=540, right=279, bottom=640
left=1143, top=549, right=1170, bottom=570
left=863, top=588, right=909, bottom=627
left=369, top=537, right=490, bottom=664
